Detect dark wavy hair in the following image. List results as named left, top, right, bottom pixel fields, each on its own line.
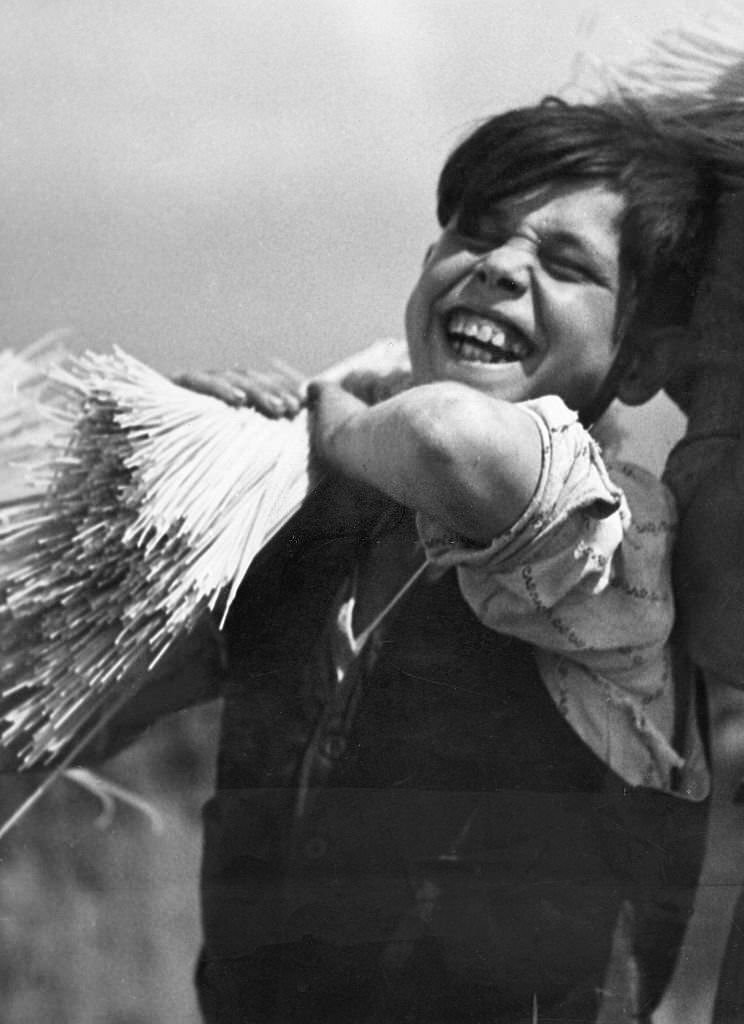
left=437, top=96, right=744, bottom=361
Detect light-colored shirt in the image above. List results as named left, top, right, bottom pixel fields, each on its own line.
left=417, top=395, right=709, bottom=800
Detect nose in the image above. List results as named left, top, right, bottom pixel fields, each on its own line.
left=473, top=245, right=529, bottom=296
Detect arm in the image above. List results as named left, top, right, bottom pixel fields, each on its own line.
left=173, top=338, right=411, bottom=416
left=656, top=444, right=744, bottom=1024
left=309, top=380, right=542, bottom=544
left=654, top=194, right=744, bottom=1024
left=674, top=439, right=744, bottom=683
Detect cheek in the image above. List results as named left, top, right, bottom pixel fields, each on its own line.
left=419, top=251, right=482, bottom=307
left=591, top=293, right=620, bottom=343
left=404, top=285, right=436, bottom=381
left=552, top=291, right=618, bottom=356
left=404, top=283, right=427, bottom=346
left=404, top=256, right=470, bottom=339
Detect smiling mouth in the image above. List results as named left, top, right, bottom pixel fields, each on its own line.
left=445, top=310, right=532, bottom=364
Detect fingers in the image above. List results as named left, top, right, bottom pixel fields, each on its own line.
left=173, top=368, right=306, bottom=419
left=172, top=344, right=412, bottom=419
left=173, top=371, right=247, bottom=407
left=228, top=369, right=306, bottom=418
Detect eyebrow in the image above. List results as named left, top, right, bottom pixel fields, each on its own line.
left=542, top=228, right=613, bottom=255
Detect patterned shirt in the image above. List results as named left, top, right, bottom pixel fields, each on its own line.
left=417, top=395, right=709, bottom=799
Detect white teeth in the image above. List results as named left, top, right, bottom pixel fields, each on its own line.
left=446, top=310, right=529, bottom=361
left=453, top=339, right=497, bottom=363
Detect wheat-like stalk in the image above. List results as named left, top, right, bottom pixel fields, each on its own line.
left=0, top=347, right=315, bottom=770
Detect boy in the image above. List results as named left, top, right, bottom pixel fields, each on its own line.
left=94, top=98, right=736, bottom=1021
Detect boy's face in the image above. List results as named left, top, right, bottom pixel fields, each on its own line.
left=405, top=182, right=626, bottom=412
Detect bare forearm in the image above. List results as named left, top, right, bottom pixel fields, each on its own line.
left=675, top=440, right=744, bottom=681
left=309, top=381, right=541, bottom=542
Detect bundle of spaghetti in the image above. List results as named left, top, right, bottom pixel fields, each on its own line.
left=4, top=3, right=744, bottom=786
left=0, top=347, right=314, bottom=768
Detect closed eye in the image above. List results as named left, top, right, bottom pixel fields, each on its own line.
left=540, top=244, right=609, bottom=286
left=538, top=228, right=615, bottom=288
left=542, top=255, right=595, bottom=283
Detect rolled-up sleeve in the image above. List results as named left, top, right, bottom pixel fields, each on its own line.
left=416, top=397, right=689, bottom=791
left=417, top=395, right=675, bottom=678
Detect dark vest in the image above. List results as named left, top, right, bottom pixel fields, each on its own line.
left=197, top=479, right=708, bottom=1023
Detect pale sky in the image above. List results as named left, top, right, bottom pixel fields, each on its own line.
left=1, top=0, right=726, bottom=472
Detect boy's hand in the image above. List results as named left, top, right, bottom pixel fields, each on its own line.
left=173, top=366, right=306, bottom=419
left=172, top=339, right=409, bottom=419
left=318, top=338, right=411, bottom=405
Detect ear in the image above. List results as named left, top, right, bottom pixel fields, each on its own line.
left=615, top=326, right=683, bottom=406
